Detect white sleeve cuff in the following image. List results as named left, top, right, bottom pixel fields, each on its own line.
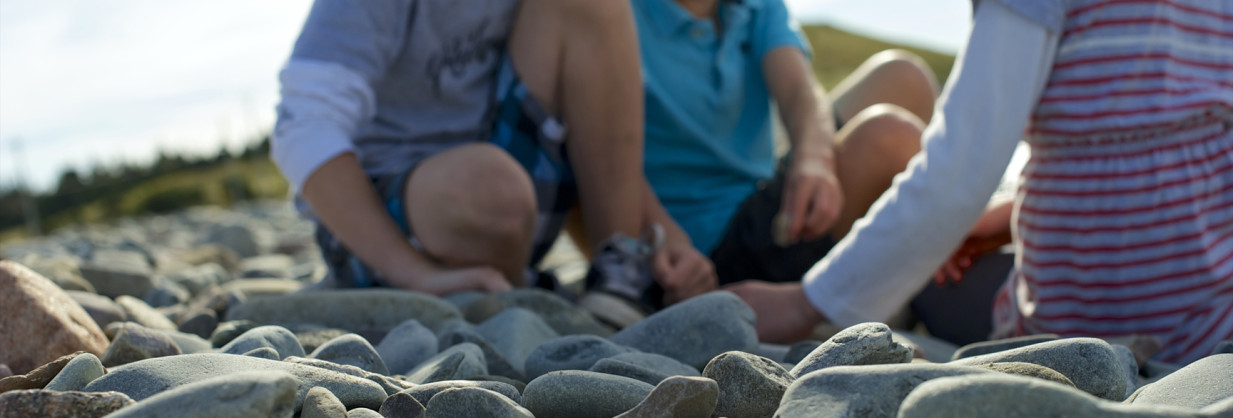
left=271, top=59, right=376, bottom=192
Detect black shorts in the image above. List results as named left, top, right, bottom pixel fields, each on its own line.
left=709, top=165, right=838, bottom=286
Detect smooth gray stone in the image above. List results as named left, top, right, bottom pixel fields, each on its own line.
left=777, top=363, right=995, bottom=418
left=439, top=326, right=524, bottom=381
left=210, top=320, right=259, bottom=347
left=220, top=325, right=306, bottom=359
left=296, top=327, right=352, bottom=354
left=45, top=353, right=106, bottom=391
left=153, top=329, right=213, bottom=354
left=1112, top=344, right=1140, bottom=399
left=302, top=386, right=348, bottom=418
left=18, top=254, right=94, bottom=293
left=784, top=341, right=823, bottom=365
left=176, top=308, right=218, bottom=339
left=82, top=353, right=386, bottom=411
left=398, top=380, right=523, bottom=406
left=610, top=292, right=759, bottom=370
left=101, top=324, right=182, bottom=367
left=79, top=253, right=158, bottom=299
left=977, top=362, right=1075, bottom=388
left=790, top=322, right=914, bottom=378
left=0, top=389, right=133, bottom=417
left=239, top=255, right=296, bottom=279
left=205, top=224, right=261, bottom=258
left=426, top=387, right=533, bottom=418
left=347, top=407, right=383, bottom=418
left=143, top=281, right=189, bottom=308
left=463, top=288, right=612, bottom=336
left=106, top=371, right=297, bottom=418
left=951, top=334, right=1059, bottom=361
left=244, top=347, right=282, bottom=360
left=524, top=335, right=635, bottom=379
left=0, top=364, right=9, bottom=378
left=898, top=374, right=1205, bottom=418
left=443, top=291, right=486, bottom=312
left=590, top=352, right=700, bottom=386
left=310, top=334, right=389, bottom=375
left=406, top=343, right=489, bottom=384
left=465, top=375, right=528, bottom=394
left=892, top=331, right=959, bottom=363
left=376, top=319, right=438, bottom=375
left=1127, top=354, right=1233, bottom=410
left=522, top=370, right=655, bottom=418
left=378, top=393, right=425, bottom=418
left=224, top=290, right=461, bottom=334
left=615, top=376, right=718, bottom=418
left=163, top=263, right=228, bottom=297
left=115, top=295, right=178, bottom=331
left=67, top=291, right=128, bottom=329
left=703, top=351, right=793, bottom=418
left=476, top=307, right=560, bottom=371
left=283, top=357, right=412, bottom=396
left=951, top=337, right=1129, bottom=401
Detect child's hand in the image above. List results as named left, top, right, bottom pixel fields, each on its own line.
left=653, top=242, right=716, bottom=305
left=933, top=200, right=1014, bottom=286
left=723, top=280, right=824, bottom=343
left=781, top=151, right=844, bottom=245
left=391, top=263, right=512, bottom=295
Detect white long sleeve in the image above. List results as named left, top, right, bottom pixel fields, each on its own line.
left=271, top=60, right=375, bottom=192
left=802, top=0, right=1060, bottom=326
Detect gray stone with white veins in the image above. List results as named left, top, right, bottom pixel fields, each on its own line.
left=951, top=337, right=1129, bottom=401
left=789, top=322, right=913, bottom=378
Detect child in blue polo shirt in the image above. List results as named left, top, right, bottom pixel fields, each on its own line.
left=630, top=0, right=939, bottom=289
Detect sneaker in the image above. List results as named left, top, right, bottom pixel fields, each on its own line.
left=578, top=225, right=663, bottom=328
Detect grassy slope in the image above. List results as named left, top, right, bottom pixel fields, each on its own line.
left=802, top=25, right=955, bottom=90
left=0, top=25, right=954, bottom=244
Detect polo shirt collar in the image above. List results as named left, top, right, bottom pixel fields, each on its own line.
left=638, top=0, right=765, bottom=37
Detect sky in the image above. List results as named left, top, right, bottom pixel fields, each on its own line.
left=0, top=0, right=974, bottom=192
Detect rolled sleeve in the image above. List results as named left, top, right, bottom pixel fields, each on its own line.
left=272, top=60, right=374, bottom=192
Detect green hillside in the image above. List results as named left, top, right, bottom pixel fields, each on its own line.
left=803, top=25, right=955, bottom=90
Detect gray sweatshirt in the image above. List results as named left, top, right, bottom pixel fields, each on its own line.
left=272, top=0, right=519, bottom=192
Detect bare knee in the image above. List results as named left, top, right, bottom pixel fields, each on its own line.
left=838, top=104, right=924, bottom=165
left=863, top=50, right=940, bottom=121
left=405, top=144, right=537, bottom=265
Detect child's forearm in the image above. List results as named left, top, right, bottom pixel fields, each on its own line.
left=300, top=153, right=436, bottom=287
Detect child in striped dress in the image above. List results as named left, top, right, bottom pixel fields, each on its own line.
left=726, top=0, right=1233, bottom=364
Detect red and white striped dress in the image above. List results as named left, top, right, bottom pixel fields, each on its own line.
left=991, top=0, right=1233, bottom=364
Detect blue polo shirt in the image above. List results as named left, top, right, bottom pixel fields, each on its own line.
left=633, top=0, right=811, bottom=254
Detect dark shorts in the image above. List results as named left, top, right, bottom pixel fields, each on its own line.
left=315, top=57, right=576, bottom=288
left=709, top=162, right=838, bottom=286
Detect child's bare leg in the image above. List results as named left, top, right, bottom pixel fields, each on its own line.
left=830, top=104, right=924, bottom=238
left=831, top=49, right=940, bottom=124
left=507, top=0, right=645, bottom=248
left=403, top=144, right=538, bottom=284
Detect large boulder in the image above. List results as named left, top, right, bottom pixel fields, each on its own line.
left=0, top=262, right=109, bottom=374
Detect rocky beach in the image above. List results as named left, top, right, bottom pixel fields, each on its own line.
left=1, top=202, right=1231, bottom=417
